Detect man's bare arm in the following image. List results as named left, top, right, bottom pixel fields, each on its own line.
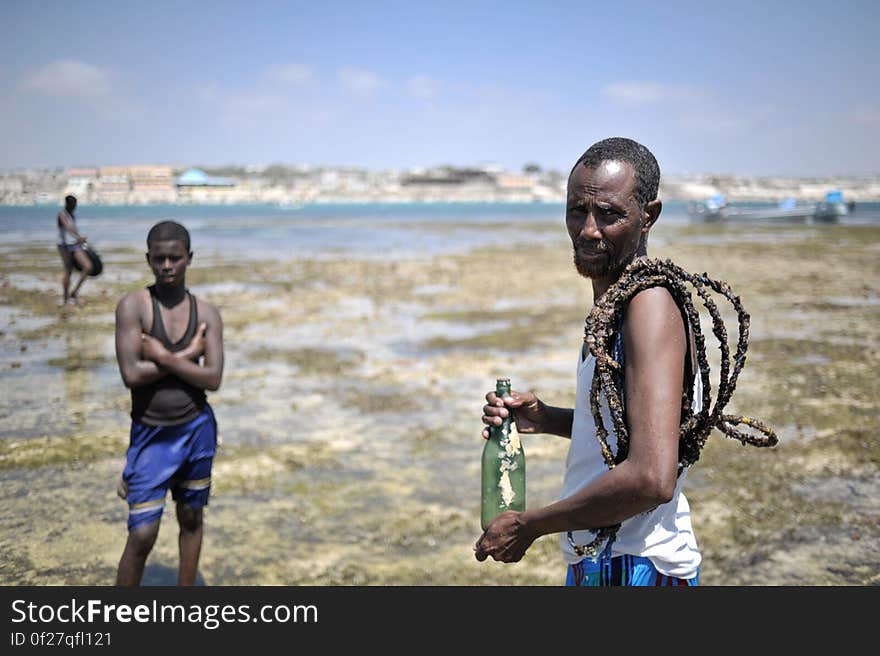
left=483, top=391, right=574, bottom=439
left=522, top=287, right=685, bottom=531
left=143, top=301, right=224, bottom=391
left=476, top=287, right=687, bottom=560
left=532, top=404, right=574, bottom=438
left=115, top=293, right=207, bottom=388
left=115, top=292, right=165, bottom=388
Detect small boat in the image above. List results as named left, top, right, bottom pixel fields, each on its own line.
left=688, top=191, right=847, bottom=224
left=687, top=194, right=728, bottom=221
left=812, top=190, right=849, bottom=222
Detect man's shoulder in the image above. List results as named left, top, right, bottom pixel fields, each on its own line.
left=116, top=288, right=151, bottom=314
left=193, top=295, right=222, bottom=321
left=627, top=285, right=679, bottom=313
left=623, top=286, right=686, bottom=343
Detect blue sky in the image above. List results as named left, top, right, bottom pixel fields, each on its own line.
left=2, top=0, right=878, bottom=176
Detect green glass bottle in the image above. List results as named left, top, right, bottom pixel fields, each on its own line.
left=481, top=377, right=526, bottom=530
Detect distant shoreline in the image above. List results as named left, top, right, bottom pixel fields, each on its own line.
left=3, top=199, right=568, bottom=209
left=3, top=164, right=879, bottom=207
left=3, top=195, right=880, bottom=209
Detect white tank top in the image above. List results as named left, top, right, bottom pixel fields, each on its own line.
left=558, top=346, right=703, bottom=579
left=57, top=210, right=78, bottom=247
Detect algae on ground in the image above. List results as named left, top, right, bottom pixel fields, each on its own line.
left=1, top=221, right=878, bottom=585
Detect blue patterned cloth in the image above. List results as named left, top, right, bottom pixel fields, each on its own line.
left=566, top=552, right=699, bottom=587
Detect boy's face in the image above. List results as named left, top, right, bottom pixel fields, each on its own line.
left=146, top=239, right=192, bottom=288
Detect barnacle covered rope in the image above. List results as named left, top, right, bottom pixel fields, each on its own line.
left=569, top=257, right=777, bottom=559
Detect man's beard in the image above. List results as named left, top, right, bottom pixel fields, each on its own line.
left=572, top=237, right=623, bottom=279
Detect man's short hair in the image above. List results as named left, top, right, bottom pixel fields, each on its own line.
left=573, top=137, right=661, bottom=207
left=64, top=195, right=77, bottom=207
left=147, top=221, right=191, bottom=252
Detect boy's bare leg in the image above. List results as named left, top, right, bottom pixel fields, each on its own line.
left=116, top=519, right=161, bottom=586
left=176, top=503, right=203, bottom=586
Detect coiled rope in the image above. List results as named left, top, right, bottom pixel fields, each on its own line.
left=568, top=257, right=777, bottom=559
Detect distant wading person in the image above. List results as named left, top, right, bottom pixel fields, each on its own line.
left=114, top=221, right=223, bottom=586
left=56, top=195, right=92, bottom=306
left=475, top=137, right=775, bottom=586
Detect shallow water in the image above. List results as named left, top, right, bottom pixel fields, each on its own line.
left=1, top=209, right=878, bottom=585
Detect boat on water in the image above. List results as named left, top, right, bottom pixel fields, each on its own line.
left=688, top=190, right=848, bottom=223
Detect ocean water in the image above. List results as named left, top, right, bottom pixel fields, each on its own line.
left=2, top=200, right=878, bottom=261
left=4, top=202, right=568, bottom=259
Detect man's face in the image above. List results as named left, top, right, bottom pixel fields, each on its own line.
left=146, top=239, right=191, bottom=288
left=565, top=160, right=648, bottom=279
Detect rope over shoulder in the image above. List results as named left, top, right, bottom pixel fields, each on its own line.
left=569, top=257, right=777, bottom=560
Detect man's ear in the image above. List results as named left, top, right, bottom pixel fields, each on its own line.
left=642, top=199, right=662, bottom=233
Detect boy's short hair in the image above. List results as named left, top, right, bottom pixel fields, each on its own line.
left=147, top=221, right=191, bottom=252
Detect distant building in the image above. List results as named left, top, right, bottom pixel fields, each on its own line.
left=495, top=173, right=533, bottom=190
left=65, top=167, right=98, bottom=202
left=129, top=165, right=176, bottom=203
left=177, top=168, right=235, bottom=186
left=97, top=166, right=131, bottom=203
left=176, top=168, right=238, bottom=203
left=0, top=177, right=24, bottom=195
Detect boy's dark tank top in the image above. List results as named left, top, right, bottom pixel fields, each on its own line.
left=130, top=286, right=206, bottom=426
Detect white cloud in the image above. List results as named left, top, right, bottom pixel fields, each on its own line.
left=601, top=82, right=703, bottom=106
left=21, top=59, right=113, bottom=99
left=407, top=75, right=441, bottom=100
left=338, top=67, right=386, bottom=97
left=266, top=64, right=314, bottom=86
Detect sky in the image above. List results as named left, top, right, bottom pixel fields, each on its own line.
left=2, top=0, right=878, bottom=177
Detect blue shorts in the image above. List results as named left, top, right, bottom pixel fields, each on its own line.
left=122, top=405, right=217, bottom=531
left=565, top=554, right=699, bottom=587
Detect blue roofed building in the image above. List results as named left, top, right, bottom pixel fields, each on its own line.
left=176, top=168, right=238, bottom=203
left=177, top=168, right=235, bottom=187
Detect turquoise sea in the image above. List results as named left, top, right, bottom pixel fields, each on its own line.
left=3, top=200, right=879, bottom=260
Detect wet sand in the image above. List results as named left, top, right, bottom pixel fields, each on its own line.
left=1, top=219, right=878, bottom=585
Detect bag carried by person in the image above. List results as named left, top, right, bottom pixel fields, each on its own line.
left=73, top=242, right=103, bottom=277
